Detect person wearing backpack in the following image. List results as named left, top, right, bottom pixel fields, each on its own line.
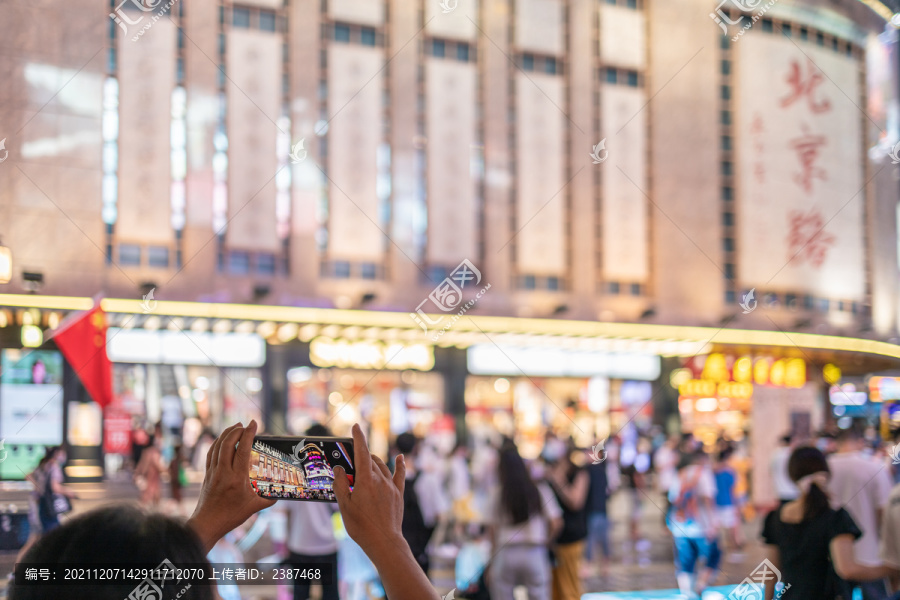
left=667, top=449, right=720, bottom=599
left=396, top=432, right=448, bottom=576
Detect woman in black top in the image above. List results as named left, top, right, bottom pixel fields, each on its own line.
left=545, top=441, right=589, bottom=600
left=761, top=446, right=896, bottom=599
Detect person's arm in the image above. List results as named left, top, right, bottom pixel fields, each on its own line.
left=333, top=424, right=441, bottom=600
left=764, top=546, right=780, bottom=600
left=830, top=534, right=898, bottom=582
left=549, top=468, right=589, bottom=511
left=548, top=516, right=563, bottom=542
left=187, top=421, right=276, bottom=553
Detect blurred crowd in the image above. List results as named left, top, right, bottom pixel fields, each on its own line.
left=13, top=417, right=900, bottom=600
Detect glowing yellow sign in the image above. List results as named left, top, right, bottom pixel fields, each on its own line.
left=309, top=337, right=435, bottom=371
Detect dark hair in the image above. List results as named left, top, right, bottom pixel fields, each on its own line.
left=780, top=434, right=793, bottom=445
left=396, top=432, right=418, bottom=455
left=497, top=439, right=542, bottom=526
left=717, top=446, right=734, bottom=462
left=787, top=446, right=830, bottom=521
left=10, top=505, right=215, bottom=600
left=835, top=426, right=862, bottom=443
left=305, top=423, right=333, bottom=437
left=36, top=446, right=61, bottom=471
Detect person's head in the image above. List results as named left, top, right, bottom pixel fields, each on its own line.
left=10, top=505, right=216, bottom=600
left=37, top=446, right=61, bottom=471
left=677, top=449, right=707, bottom=471
left=396, top=432, right=419, bottom=456
left=305, top=423, right=333, bottom=437
left=717, top=446, right=734, bottom=464
left=787, top=446, right=831, bottom=520
left=497, top=438, right=542, bottom=525
left=835, top=425, right=864, bottom=451
left=780, top=433, right=793, bottom=446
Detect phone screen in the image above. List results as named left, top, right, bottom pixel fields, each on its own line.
left=250, top=436, right=354, bottom=502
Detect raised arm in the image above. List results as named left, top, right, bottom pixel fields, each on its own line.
left=333, top=424, right=441, bottom=600
left=830, top=534, right=897, bottom=583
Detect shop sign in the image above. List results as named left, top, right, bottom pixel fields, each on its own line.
left=868, top=376, right=900, bottom=402
left=103, top=412, right=132, bottom=454
left=466, top=344, right=660, bottom=380
left=309, top=337, right=435, bottom=371
left=829, top=384, right=867, bottom=406
left=107, top=328, right=266, bottom=368
left=679, top=353, right=806, bottom=398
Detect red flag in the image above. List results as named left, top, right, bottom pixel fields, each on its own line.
left=52, top=305, right=114, bottom=408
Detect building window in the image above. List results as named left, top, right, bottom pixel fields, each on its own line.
left=228, top=251, right=251, bottom=275
left=799, top=27, right=808, bottom=41
left=257, top=253, right=276, bottom=275
left=457, top=42, right=470, bottom=62
left=763, top=19, right=774, bottom=33
left=630, top=283, right=641, bottom=296
left=259, top=10, right=276, bottom=32
left=782, top=23, right=792, bottom=37
left=721, top=110, right=731, bottom=125
left=427, top=265, right=449, bottom=284
left=723, top=237, right=734, bottom=252
left=818, top=298, right=830, bottom=312
left=334, top=23, right=351, bottom=43
left=361, top=26, right=376, bottom=46
left=233, top=7, right=250, bottom=28
left=605, top=67, right=617, bottom=84
left=725, top=290, right=736, bottom=304
left=432, top=39, right=445, bottom=58
left=724, top=263, right=735, bottom=279
left=547, top=276, right=560, bottom=291
left=721, top=60, right=731, bottom=75
left=721, top=85, right=731, bottom=100
left=722, top=186, right=733, bottom=202
left=522, top=53, right=534, bottom=71
left=721, top=135, right=732, bottom=151
left=608, top=282, right=620, bottom=294
left=545, top=57, right=558, bottom=75
left=333, top=261, right=351, bottom=278
left=721, top=161, right=733, bottom=176
left=626, top=70, right=639, bottom=87
left=803, top=294, right=814, bottom=310
left=360, top=262, right=377, bottom=280
left=148, top=246, right=170, bottom=268
left=521, top=275, right=536, bottom=290
left=723, top=212, right=734, bottom=226
left=119, top=244, right=141, bottom=267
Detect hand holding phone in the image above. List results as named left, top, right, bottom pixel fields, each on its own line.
left=249, top=435, right=355, bottom=502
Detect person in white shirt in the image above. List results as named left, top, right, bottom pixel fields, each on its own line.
left=771, top=434, right=800, bottom=505
left=285, top=424, right=341, bottom=600
left=828, top=426, right=894, bottom=600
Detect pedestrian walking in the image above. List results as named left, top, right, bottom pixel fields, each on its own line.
left=762, top=446, right=897, bottom=599
left=545, top=439, right=589, bottom=600
left=828, top=425, right=895, bottom=599
left=583, top=449, right=612, bottom=577
left=134, top=434, right=165, bottom=506
left=668, top=450, right=720, bottom=599
left=488, top=437, right=562, bottom=600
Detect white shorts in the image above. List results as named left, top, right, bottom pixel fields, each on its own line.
left=716, top=506, right=738, bottom=528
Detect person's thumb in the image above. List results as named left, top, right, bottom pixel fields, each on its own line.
left=333, top=466, right=351, bottom=507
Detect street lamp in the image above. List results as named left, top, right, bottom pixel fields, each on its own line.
left=0, top=239, right=11, bottom=284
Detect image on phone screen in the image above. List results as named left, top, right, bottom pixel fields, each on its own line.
left=250, top=436, right=354, bottom=502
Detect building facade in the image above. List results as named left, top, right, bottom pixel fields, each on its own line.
left=2, top=0, right=900, bottom=499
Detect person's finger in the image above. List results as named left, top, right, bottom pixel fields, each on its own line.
left=392, top=454, right=406, bottom=497
left=371, top=455, right=391, bottom=480
left=211, top=423, right=241, bottom=468
left=233, top=419, right=258, bottom=469
left=218, top=424, right=246, bottom=470
left=333, top=465, right=351, bottom=507
left=206, top=439, right=216, bottom=472
left=351, top=424, right=372, bottom=480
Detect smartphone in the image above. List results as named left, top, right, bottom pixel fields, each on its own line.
left=250, top=436, right=354, bottom=502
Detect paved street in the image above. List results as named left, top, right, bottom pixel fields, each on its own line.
left=0, top=475, right=770, bottom=599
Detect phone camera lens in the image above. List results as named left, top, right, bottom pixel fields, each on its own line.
left=332, top=450, right=340, bottom=458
